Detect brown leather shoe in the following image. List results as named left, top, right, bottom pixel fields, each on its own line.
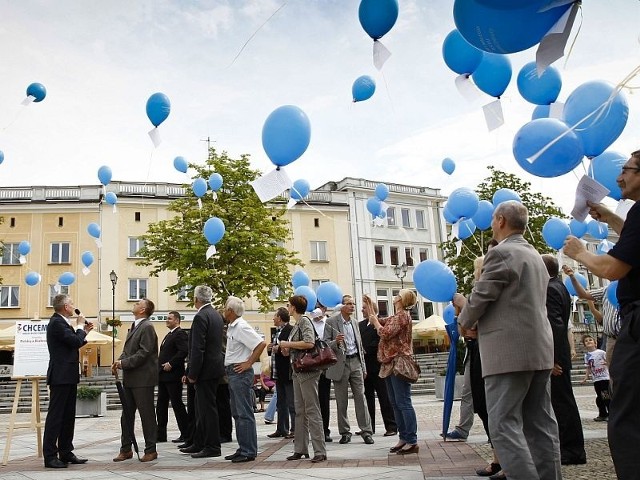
left=113, top=451, right=133, bottom=462
left=140, top=452, right=158, bottom=462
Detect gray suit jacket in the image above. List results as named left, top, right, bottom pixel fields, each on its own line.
left=458, top=234, right=553, bottom=377
left=323, top=313, right=367, bottom=380
left=120, top=318, right=159, bottom=388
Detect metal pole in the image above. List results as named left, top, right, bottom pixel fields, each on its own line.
left=111, top=283, right=115, bottom=362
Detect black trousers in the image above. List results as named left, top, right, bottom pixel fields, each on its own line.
left=43, top=383, right=77, bottom=460
left=156, top=380, right=189, bottom=439
left=192, top=378, right=221, bottom=451
left=550, top=370, right=586, bottom=464
left=275, top=378, right=295, bottom=434
left=468, top=340, right=490, bottom=442
left=318, top=373, right=332, bottom=437
left=363, top=357, right=396, bottom=434
left=593, top=379, right=610, bottom=418
left=217, top=382, right=233, bottom=441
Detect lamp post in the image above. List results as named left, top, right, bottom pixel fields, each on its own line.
left=109, top=270, right=118, bottom=362
left=393, top=262, right=408, bottom=289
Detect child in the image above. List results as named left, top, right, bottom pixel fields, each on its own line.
left=581, top=334, right=610, bottom=421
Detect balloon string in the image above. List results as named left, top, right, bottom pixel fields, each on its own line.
left=140, top=148, right=155, bottom=209
left=380, top=69, right=396, bottom=115
left=1, top=108, right=26, bottom=132
left=561, top=2, right=583, bottom=70
left=225, top=3, right=287, bottom=69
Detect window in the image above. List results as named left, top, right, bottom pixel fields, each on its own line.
left=419, top=248, right=428, bottom=262
left=128, top=237, right=145, bottom=258
left=177, top=285, right=191, bottom=302
left=314, top=218, right=320, bottom=228
left=374, top=245, right=384, bottom=265
left=269, top=285, right=286, bottom=300
left=128, top=279, right=148, bottom=300
left=311, top=279, right=329, bottom=290
left=50, top=242, right=70, bottom=264
left=58, top=217, right=64, bottom=227
left=401, top=208, right=411, bottom=228
left=423, top=301, right=434, bottom=318
left=390, top=247, right=399, bottom=266
left=387, top=207, right=396, bottom=227
left=48, top=285, right=69, bottom=307
left=310, top=241, right=328, bottom=261
left=416, top=210, right=426, bottom=229
left=405, top=247, right=414, bottom=267
left=135, top=212, right=141, bottom=222
left=0, top=286, right=19, bottom=308
left=10, top=217, right=16, bottom=228
left=0, top=243, right=21, bottom=265
left=377, top=300, right=389, bottom=317
left=409, top=303, right=419, bottom=322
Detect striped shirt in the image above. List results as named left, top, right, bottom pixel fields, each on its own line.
left=590, top=287, right=620, bottom=337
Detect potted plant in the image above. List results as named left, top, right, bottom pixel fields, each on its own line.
left=76, top=385, right=106, bottom=417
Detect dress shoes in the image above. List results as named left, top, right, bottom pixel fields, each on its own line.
left=191, top=448, right=221, bottom=458
left=140, top=451, right=158, bottom=462
left=397, top=444, right=419, bottom=455
left=286, top=452, right=309, bottom=460
left=177, top=442, right=192, bottom=449
left=45, top=458, right=68, bottom=468
left=324, top=435, right=333, bottom=442
left=171, top=436, right=186, bottom=443
left=389, top=443, right=406, bottom=453
left=60, top=453, right=88, bottom=464
left=231, top=455, right=255, bottom=463
left=113, top=450, right=134, bottom=462
left=489, top=471, right=507, bottom=480
left=476, top=463, right=502, bottom=476
left=362, top=434, right=375, bottom=444
left=284, top=432, right=295, bottom=439
left=267, top=431, right=286, bottom=438
left=338, top=433, right=352, bottom=444
left=383, top=430, right=397, bottom=437
left=180, top=445, right=202, bottom=454
left=225, top=451, right=241, bottom=460
left=311, top=454, right=327, bottom=463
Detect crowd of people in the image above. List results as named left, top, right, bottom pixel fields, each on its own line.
left=42, top=151, right=639, bottom=479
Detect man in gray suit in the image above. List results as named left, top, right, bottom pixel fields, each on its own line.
left=454, top=201, right=561, bottom=480
left=324, top=295, right=374, bottom=445
left=112, top=298, right=159, bottom=463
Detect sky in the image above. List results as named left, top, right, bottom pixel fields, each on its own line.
left=0, top=0, right=639, bottom=215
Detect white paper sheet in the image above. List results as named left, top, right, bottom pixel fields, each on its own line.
left=250, top=168, right=293, bottom=203
left=570, top=175, right=610, bottom=221
left=483, top=99, right=504, bottom=131
left=373, top=40, right=391, bottom=71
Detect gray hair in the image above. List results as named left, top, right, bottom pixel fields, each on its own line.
left=494, top=200, right=528, bottom=232
left=225, top=296, right=245, bottom=316
left=194, top=285, right=213, bottom=303
left=52, top=294, right=69, bottom=313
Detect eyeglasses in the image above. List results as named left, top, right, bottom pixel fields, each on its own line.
left=621, top=166, right=640, bottom=173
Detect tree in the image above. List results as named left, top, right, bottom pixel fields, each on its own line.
left=442, top=167, right=565, bottom=295
left=136, top=148, right=302, bottom=311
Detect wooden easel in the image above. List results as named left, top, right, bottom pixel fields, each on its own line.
left=2, top=376, right=45, bottom=466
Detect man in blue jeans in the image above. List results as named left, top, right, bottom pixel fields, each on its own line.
left=222, top=296, right=266, bottom=463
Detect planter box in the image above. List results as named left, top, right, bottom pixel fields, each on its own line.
left=75, top=392, right=107, bottom=417
left=434, top=375, right=464, bottom=401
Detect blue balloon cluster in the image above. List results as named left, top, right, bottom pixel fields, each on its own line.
left=606, top=280, right=619, bottom=307
left=203, top=217, right=225, bottom=245
left=472, top=52, right=512, bottom=98
left=192, top=178, right=208, bottom=198
left=146, top=92, right=171, bottom=127
left=262, top=105, right=311, bottom=168
left=81, top=251, right=94, bottom=268
left=25, top=271, right=41, bottom=286
left=358, top=0, right=398, bottom=40
left=173, top=156, right=188, bottom=173
left=292, top=270, right=310, bottom=289
left=352, top=75, right=376, bottom=102
left=442, top=30, right=483, bottom=76
left=542, top=217, right=570, bottom=250
left=316, top=282, right=343, bottom=308
left=587, top=221, right=608, bottom=240
left=291, top=179, right=311, bottom=200
left=98, top=165, right=112, bottom=186
left=443, top=303, right=456, bottom=326
left=590, top=151, right=626, bottom=201
left=366, top=197, right=383, bottom=217
left=492, top=188, right=521, bottom=206
left=294, top=285, right=316, bottom=312
left=563, top=272, right=587, bottom=297
left=26, top=82, right=47, bottom=102
left=517, top=62, right=561, bottom=105
left=569, top=218, right=588, bottom=238
left=471, top=200, right=494, bottom=231
left=59, top=272, right=76, bottom=286
left=18, top=241, right=30, bottom=256
left=375, top=183, right=389, bottom=201
left=105, top=192, right=118, bottom=205
left=87, top=222, right=101, bottom=239
left=413, top=259, right=457, bottom=302
left=447, top=187, right=479, bottom=220
left=441, top=157, right=456, bottom=175
left=458, top=218, right=477, bottom=240
left=208, top=173, right=223, bottom=192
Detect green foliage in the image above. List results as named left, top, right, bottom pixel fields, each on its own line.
left=442, top=167, right=565, bottom=295
left=136, top=148, right=302, bottom=312
left=77, top=385, right=102, bottom=400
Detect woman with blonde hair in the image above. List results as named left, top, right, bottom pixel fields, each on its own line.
left=365, top=289, right=419, bottom=454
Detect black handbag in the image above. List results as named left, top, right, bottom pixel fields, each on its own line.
left=292, top=318, right=337, bottom=373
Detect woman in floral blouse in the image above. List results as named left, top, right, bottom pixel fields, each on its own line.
left=365, top=289, right=419, bottom=455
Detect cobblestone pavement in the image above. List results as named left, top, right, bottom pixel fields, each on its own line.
left=0, top=385, right=614, bottom=479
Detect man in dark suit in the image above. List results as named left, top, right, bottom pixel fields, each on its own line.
left=181, top=285, right=225, bottom=458
left=43, top=294, right=92, bottom=468
left=455, top=201, right=561, bottom=480
left=156, top=310, right=189, bottom=443
left=266, top=306, right=294, bottom=438
left=112, top=298, right=159, bottom=463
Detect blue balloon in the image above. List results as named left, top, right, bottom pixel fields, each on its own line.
left=569, top=218, right=588, bottom=238
left=203, top=217, right=225, bottom=245
left=105, top=192, right=118, bottom=205
left=0, top=150, right=3, bottom=164
left=208, top=173, right=223, bottom=192
left=291, top=179, right=311, bottom=200
left=443, top=204, right=459, bottom=224
left=87, top=222, right=101, bottom=239
left=454, top=0, right=572, bottom=54
left=59, top=272, right=76, bottom=286
left=531, top=104, right=550, bottom=120
left=472, top=53, right=512, bottom=98
left=173, top=156, right=188, bottom=173
left=81, top=251, right=94, bottom=268
left=563, top=272, right=587, bottom=297
left=458, top=218, right=476, bottom=240
left=146, top=92, right=171, bottom=127
left=294, top=285, right=317, bottom=312
left=97, top=165, right=112, bottom=186
left=292, top=270, right=310, bottom=289
left=563, top=81, right=629, bottom=158
left=192, top=178, right=208, bottom=198
left=352, top=75, right=376, bottom=102
left=587, top=221, right=608, bottom=240
left=596, top=239, right=615, bottom=255
left=25, top=272, right=40, bottom=286
left=262, top=105, right=311, bottom=168
left=26, top=82, right=46, bottom=102
left=492, top=188, right=521, bottom=206
left=590, top=150, right=626, bottom=201
left=443, top=303, right=456, bottom=325
left=18, top=241, right=30, bottom=256
left=414, top=259, right=457, bottom=302
left=542, top=217, right=570, bottom=250
left=606, top=280, right=619, bottom=308
left=316, top=282, right=343, bottom=309
left=513, top=118, right=584, bottom=178
left=375, top=183, right=389, bottom=201
left=377, top=210, right=387, bottom=219
left=358, top=0, right=399, bottom=40
left=517, top=62, right=562, bottom=105
left=442, top=157, right=456, bottom=175
left=447, top=187, right=479, bottom=219
left=471, top=200, right=494, bottom=230
left=366, top=197, right=383, bottom=217
left=442, top=29, right=484, bottom=75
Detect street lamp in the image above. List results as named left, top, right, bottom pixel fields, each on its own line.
left=393, top=262, right=408, bottom=289
left=109, top=270, right=118, bottom=362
